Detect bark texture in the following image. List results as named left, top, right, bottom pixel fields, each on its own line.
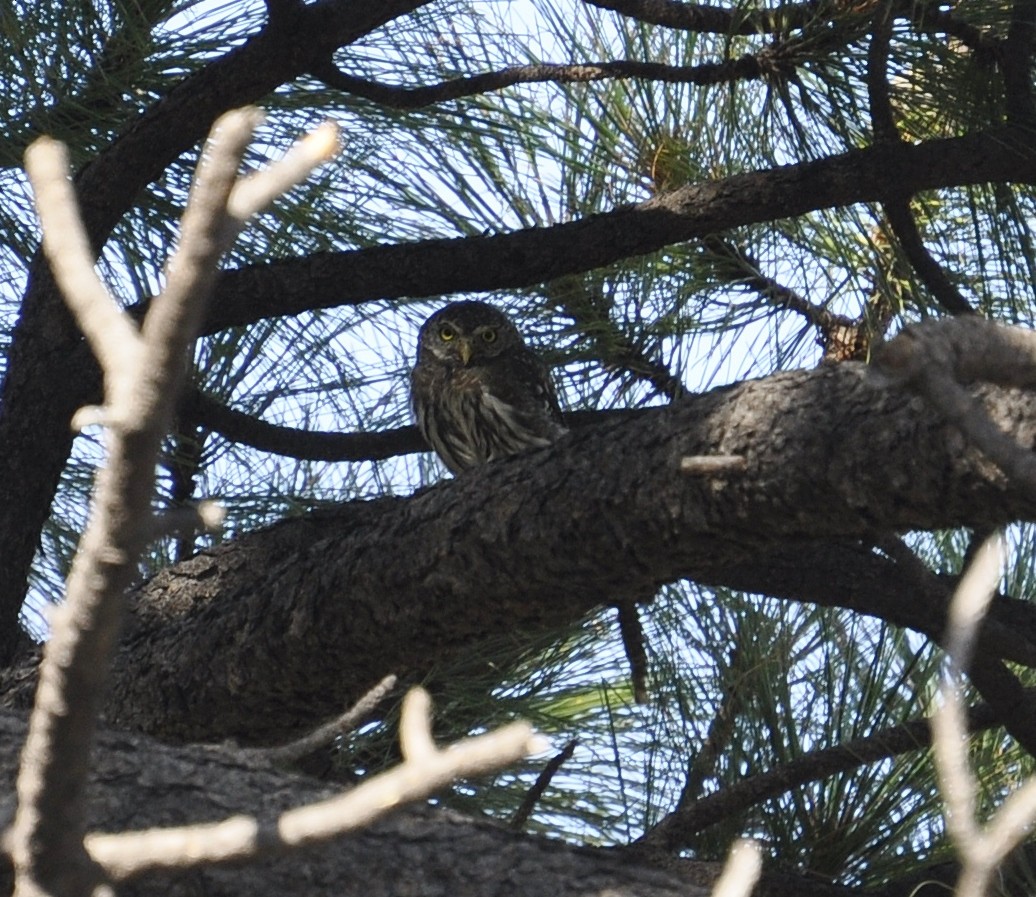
left=0, top=710, right=1017, bottom=897
left=72, top=361, right=1036, bottom=743
left=0, top=710, right=708, bottom=897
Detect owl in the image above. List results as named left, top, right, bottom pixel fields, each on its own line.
left=411, top=301, right=567, bottom=474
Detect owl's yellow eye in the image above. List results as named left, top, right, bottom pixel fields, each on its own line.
left=439, top=325, right=456, bottom=341
left=480, top=328, right=497, bottom=343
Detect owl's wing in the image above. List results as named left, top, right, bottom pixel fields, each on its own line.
left=485, top=349, right=567, bottom=438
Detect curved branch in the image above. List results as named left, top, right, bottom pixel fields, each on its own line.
left=311, top=56, right=767, bottom=109
left=638, top=701, right=1001, bottom=852
left=184, top=389, right=426, bottom=462
left=882, top=198, right=974, bottom=315
left=583, top=0, right=819, bottom=36
left=70, top=321, right=1036, bottom=745
left=189, top=128, right=1036, bottom=338
left=184, top=389, right=642, bottom=463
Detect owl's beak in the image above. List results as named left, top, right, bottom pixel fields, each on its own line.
left=458, top=338, right=473, bottom=366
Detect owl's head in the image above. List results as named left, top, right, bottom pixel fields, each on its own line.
left=416, top=301, right=524, bottom=366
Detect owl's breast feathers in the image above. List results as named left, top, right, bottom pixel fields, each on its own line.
left=411, top=301, right=567, bottom=473
left=412, top=355, right=565, bottom=473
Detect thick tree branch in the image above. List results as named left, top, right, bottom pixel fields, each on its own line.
left=193, top=128, right=1036, bottom=337
left=876, top=317, right=1036, bottom=499
left=66, top=320, right=1036, bottom=745
left=0, top=710, right=712, bottom=897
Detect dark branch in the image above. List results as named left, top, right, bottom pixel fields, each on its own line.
left=311, top=56, right=767, bottom=109
left=549, top=284, right=685, bottom=402
left=701, top=235, right=859, bottom=338
left=866, top=3, right=897, bottom=144
left=882, top=198, right=974, bottom=315
left=675, top=644, right=746, bottom=810
left=1004, top=0, right=1036, bottom=125
left=184, top=389, right=426, bottom=462
left=510, top=739, right=578, bottom=831
left=582, top=0, right=819, bottom=36
left=637, top=701, right=1001, bottom=852
left=186, top=129, right=1036, bottom=340
left=908, top=4, right=1003, bottom=62
left=184, top=388, right=644, bottom=463
left=866, top=2, right=973, bottom=315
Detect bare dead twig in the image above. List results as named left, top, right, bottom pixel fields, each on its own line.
left=232, top=675, right=400, bottom=769
left=184, top=389, right=648, bottom=464
left=85, top=688, right=544, bottom=882
left=9, top=109, right=340, bottom=897
left=932, top=537, right=1036, bottom=897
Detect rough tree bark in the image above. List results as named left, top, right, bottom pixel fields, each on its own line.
left=50, top=357, right=1031, bottom=744
left=0, top=711, right=713, bottom=897
left=1, top=117, right=1034, bottom=665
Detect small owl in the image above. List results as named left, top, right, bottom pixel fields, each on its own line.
left=411, top=301, right=567, bottom=474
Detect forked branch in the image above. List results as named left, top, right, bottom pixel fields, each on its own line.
left=8, top=109, right=339, bottom=897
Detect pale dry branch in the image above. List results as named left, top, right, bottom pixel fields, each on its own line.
left=9, top=108, right=340, bottom=897
left=147, top=501, right=227, bottom=543
left=711, top=839, right=762, bottom=897
left=400, top=687, right=439, bottom=761
left=246, top=673, right=398, bottom=766
left=225, top=120, right=340, bottom=233
left=932, top=537, right=1036, bottom=897
left=144, top=108, right=263, bottom=360
left=680, top=455, right=747, bottom=475
left=85, top=687, right=544, bottom=882
left=24, top=140, right=141, bottom=401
